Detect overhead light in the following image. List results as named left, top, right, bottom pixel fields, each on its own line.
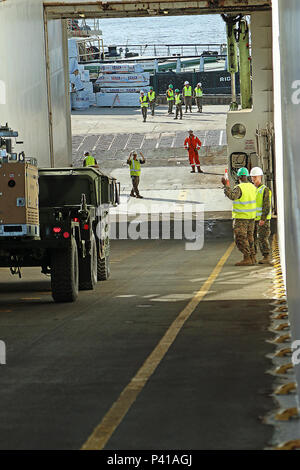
left=163, top=10, right=169, bottom=14
left=79, top=13, right=85, bottom=18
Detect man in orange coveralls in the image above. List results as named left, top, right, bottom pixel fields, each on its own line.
left=184, top=129, right=204, bottom=173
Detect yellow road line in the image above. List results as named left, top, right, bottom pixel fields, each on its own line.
left=81, top=241, right=235, bottom=451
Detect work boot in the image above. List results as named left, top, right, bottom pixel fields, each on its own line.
left=136, top=194, right=143, bottom=199
left=197, top=167, right=204, bottom=173
left=174, top=117, right=178, bottom=120
left=190, top=168, right=196, bottom=173
left=259, top=255, right=272, bottom=265
left=235, top=256, right=253, bottom=266
left=130, top=192, right=136, bottom=197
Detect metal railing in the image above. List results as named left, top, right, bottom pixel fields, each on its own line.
left=76, top=38, right=105, bottom=62
left=106, top=43, right=228, bottom=59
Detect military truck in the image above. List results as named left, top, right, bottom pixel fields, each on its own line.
left=0, top=124, right=119, bottom=302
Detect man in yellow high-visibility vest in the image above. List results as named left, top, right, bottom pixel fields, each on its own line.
left=250, top=167, right=272, bottom=265
left=166, top=84, right=175, bottom=115
left=127, top=150, right=146, bottom=199
left=148, top=86, right=156, bottom=116
left=183, top=81, right=192, bottom=113
left=174, top=89, right=183, bottom=120
left=83, top=151, right=98, bottom=167
left=139, top=90, right=149, bottom=122
left=194, top=82, right=203, bottom=113
left=222, top=167, right=257, bottom=266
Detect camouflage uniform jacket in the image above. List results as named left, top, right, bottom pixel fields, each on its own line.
left=223, top=185, right=242, bottom=201
left=257, top=184, right=271, bottom=222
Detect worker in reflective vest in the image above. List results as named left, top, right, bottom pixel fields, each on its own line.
left=83, top=151, right=98, bottom=167
left=194, top=82, right=203, bottom=113
left=139, top=91, right=149, bottom=122
left=183, top=81, right=192, bottom=113
left=166, top=84, right=175, bottom=114
left=148, top=86, right=156, bottom=116
left=127, top=150, right=146, bottom=198
left=184, top=130, right=203, bottom=173
left=174, top=89, right=183, bottom=120
left=250, top=167, right=272, bottom=265
left=222, top=167, right=257, bottom=266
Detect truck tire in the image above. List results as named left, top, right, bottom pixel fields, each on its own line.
left=51, top=236, right=79, bottom=303
left=97, top=254, right=110, bottom=281
left=79, top=234, right=97, bottom=290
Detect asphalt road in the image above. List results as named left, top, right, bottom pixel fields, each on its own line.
left=0, top=238, right=274, bottom=450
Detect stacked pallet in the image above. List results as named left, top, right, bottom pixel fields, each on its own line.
left=95, top=63, right=150, bottom=107
left=68, top=39, right=96, bottom=110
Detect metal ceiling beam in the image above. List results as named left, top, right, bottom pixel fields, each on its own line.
left=44, top=0, right=271, bottom=19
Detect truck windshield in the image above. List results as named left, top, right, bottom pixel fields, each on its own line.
left=39, top=175, right=95, bottom=207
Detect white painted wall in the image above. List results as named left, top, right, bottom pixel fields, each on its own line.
left=272, top=0, right=285, bottom=283
left=47, top=19, right=72, bottom=166
left=0, top=0, right=71, bottom=167
left=226, top=11, right=274, bottom=158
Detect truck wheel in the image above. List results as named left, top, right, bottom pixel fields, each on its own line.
left=97, top=254, right=110, bottom=281
left=51, top=236, right=79, bottom=303
left=79, top=234, right=97, bottom=290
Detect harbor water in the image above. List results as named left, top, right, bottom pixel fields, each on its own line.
left=89, top=15, right=226, bottom=46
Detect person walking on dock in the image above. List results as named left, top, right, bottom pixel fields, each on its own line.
left=174, top=89, right=183, bottom=120
left=183, top=81, right=193, bottom=113
left=166, top=84, right=175, bottom=114
left=127, top=150, right=145, bottom=199
left=148, top=86, right=156, bottom=116
left=194, top=82, right=203, bottom=113
left=250, top=167, right=272, bottom=265
left=184, top=130, right=203, bottom=173
left=139, top=90, right=149, bottom=122
left=222, top=167, right=257, bottom=266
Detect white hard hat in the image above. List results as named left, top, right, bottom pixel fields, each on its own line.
left=184, top=81, right=189, bottom=85
left=198, top=82, right=202, bottom=86
left=250, top=167, right=264, bottom=177
left=140, top=90, right=144, bottom=94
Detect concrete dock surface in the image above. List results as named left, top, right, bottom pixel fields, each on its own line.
left=71, top=105, right=227, bottom=136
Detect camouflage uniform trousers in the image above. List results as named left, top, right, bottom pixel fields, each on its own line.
left=233, top=219, right=255, bottom=257
left=254, top=220, right=271, bottom=256
left=184, top=96, right=192, bottom=112
left=130, top=176, right=140, bottom=196
left=149, top=101, right=155, bottom=116
left=195, top=97, right=203, bottom=112
left=168, top=100, right=175, bottom=113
